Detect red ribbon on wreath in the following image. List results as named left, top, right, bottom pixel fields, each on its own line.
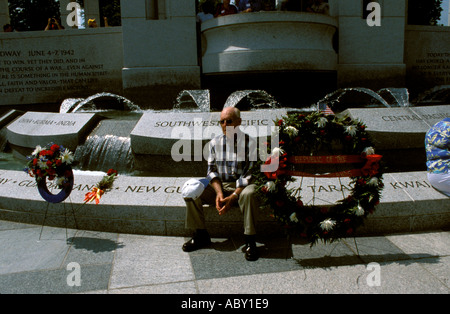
left=264, top=154, right=382, bottom=179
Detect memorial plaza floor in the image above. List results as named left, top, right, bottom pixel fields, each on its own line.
left=0, top=219, right=448, bottom=295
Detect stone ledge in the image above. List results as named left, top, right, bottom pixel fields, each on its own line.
left=0, top=170, right=448, bottom=237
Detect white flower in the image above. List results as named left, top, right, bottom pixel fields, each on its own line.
left=60, top=149, right=74, bottom=164
left=345, top=125, right=357, bottom=137
left=363, top=147, right=375, bottom=155
left=284, top=126, right=299, bottom=138
left=290, top=212, right=299, bottom=223
left=354, top=204, right=365, bottom=216
left=32, top=145, right=43, bottom=156
left=319, top=218, right=336, bottom=231
left=271, top=147, right=285, bottom=157
left=316, top=117, right=328, bottom=128
left=54, top=176, right=65, bottom=186
left=37, top=159, right=48, bottom=170
left=368, top=177, right=379, bottom=186
left=264, top=181, right=276, bottom=192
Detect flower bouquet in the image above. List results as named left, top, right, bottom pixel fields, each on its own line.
left=84, top=169, right=118, bottom=204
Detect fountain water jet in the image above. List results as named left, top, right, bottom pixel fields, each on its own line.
left=173, top=90, right=211, bottom=112
left=60, top=92, right=141, bottom=113
left=223, top=90, right=279, bottom=110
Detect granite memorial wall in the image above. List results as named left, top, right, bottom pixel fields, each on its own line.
left=0, top=28, right=123, bottom=106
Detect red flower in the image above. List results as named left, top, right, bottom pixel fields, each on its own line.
left=305, top=216, right=313, bottom=223
left=55, top=159, right=62, bottom=167
left=107, top=169, right=118, bottom=176
left=296, top=199, right=304, bottom=207
left=33, top=158, right=38, bottom=166
left=346, top=228, right=354, bottom=235
left=275, top=200, right=285, bottom=208
left=357, top=178, right=366, bottom=186
left=41, top=150, right=54, bottom=157
left=50, top=144, right=60, bottom=151
left=345, top=135, right=352, bottom=141
left=277, top=119, right=283, bottom=126
left=46, top=160, right=53, bottom=168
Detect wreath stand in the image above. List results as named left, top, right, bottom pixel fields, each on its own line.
left=36, top=170, right=79, bottom=241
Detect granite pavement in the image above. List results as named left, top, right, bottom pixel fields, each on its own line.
left=0, top=219, right=448, bottom=296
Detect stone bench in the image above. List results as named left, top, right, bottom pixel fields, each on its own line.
left=0, top=169, right=448, bottom=237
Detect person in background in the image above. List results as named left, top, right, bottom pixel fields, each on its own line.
left=197, top=1, right=215, bottom=22
left=237, top=0, right=266, bottom=12
left=88, top=17, right=109, bottom=28
left=3, top=24, right=13, bottom=32
left=425, top=117, right=450, bottom=197
left=306, top=0, right=330, bottom=15
left=215, top=0, right=238, bottom=17
left=45, top=17, right=64, bottom=31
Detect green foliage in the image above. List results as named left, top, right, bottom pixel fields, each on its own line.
left=408, top=0, right=444, bottom=25
left=8, top=0, right=61, bottom=31
left=7, top=0, right=122, bottom=30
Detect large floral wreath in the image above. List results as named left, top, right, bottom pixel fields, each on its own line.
left=25, top=143, right=75, bottom=203
left=252, top=112, right=384, bottom=246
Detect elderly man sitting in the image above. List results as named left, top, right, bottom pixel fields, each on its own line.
left=181, top=107, right=260, bottom=261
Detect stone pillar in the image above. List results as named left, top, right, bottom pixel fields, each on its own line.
left=337, top=0, right=407, bottom=90
left=121, top=0, right=201, bottom=109
left=0, top=0, right=10, bottom=28
left=84, top=0, right=101, bottom=27
left=448, top=0, right=450, bottom=26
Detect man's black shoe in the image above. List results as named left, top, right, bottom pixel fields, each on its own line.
left=244, top=244, right=259, bottom=261
left=244, top=235, right=259, bottom=261
left=182, top=230, right=211, bottom=252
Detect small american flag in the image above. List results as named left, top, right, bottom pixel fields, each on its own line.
left=319, top=103, right=334, bottom=115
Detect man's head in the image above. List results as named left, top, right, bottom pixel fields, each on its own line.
left=219, top=107, right=242, bottom=137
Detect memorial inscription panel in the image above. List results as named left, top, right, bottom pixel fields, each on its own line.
left=130, top=110, right=287, bottom=156
left=6, top=111, right=98, bottom=150
left=0, top=30, right=123, bottom=105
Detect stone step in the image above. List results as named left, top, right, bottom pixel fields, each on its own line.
left=0, top=170, right=448, bottom=238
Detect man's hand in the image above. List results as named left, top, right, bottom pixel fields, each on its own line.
left=217, top=193, right=238, bottom=216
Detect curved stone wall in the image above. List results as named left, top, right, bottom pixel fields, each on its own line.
left=201, top=12, right=338, bottom=74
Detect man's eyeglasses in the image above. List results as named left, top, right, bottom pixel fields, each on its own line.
left=219, top=119, right=233, bottom=125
